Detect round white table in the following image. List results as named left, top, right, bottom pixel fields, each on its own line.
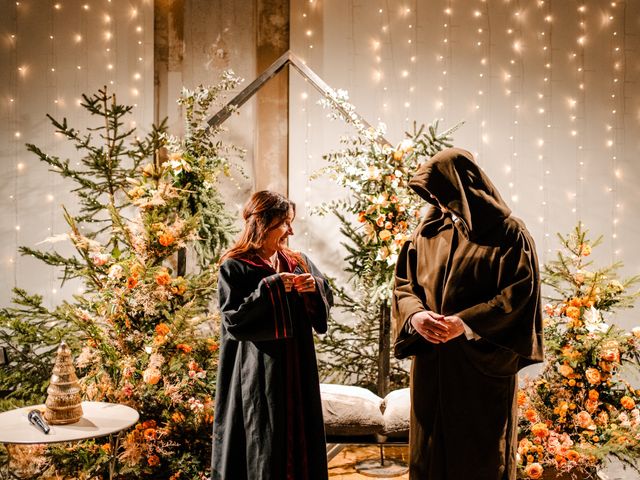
left=0, top=401, right=139, bottom=479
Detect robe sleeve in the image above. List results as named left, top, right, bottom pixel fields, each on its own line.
left=299, top=254, right=333, bottom=334
left=392, top=240, right=428, bottom=359
left=454, top=229, right=544, bottom=363
left=218, top=259, right=295, bottom=342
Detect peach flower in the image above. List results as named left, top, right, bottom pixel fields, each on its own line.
left=585, top=368, right=601, bottom=385
left=143, top=367, right=162, bottom=385
left=524, top=463, right=544, bottom=479
left=621, top=396, right=636, bottom=410
left=531, top=423, right=549, bottom=438
left=558, top=364, right=574, bottom=377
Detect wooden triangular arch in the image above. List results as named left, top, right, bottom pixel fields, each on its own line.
left=207, top=50, right=388, bottom=145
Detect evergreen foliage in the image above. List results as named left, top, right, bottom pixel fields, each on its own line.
left=0, top=73, right=242, bottom=479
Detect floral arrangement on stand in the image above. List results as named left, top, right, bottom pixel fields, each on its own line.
left=313, top=88, right=462, bottom=395
left=517, top=224, right=640, bottom=479
left=0, top=72, right=243, bottom=479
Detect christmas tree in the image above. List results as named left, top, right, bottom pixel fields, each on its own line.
left=0, top=72, right=243, bottom=479
left=517, top=224, right=640, bottom=479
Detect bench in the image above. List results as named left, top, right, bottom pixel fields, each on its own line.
left=320, top=384, right=410, bottom=474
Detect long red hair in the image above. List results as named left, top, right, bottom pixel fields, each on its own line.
left=220, top=190, right=304, bottom=267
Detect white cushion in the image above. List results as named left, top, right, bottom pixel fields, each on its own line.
left=320, top=383, right=384, bottom=436
left=381, top=388, right=410, bottom=438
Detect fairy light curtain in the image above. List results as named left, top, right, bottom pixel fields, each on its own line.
left=0, top=0, right=154, bottom=306
left=288, top=0, right=640, bottom=328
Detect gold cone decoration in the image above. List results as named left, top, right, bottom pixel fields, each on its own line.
left=44, top=341, right=83, bottom=425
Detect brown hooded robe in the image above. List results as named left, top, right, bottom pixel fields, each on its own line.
left=392, top=148, right=544, bottom=480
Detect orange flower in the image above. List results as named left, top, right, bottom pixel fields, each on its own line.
left=176, top=343, right=192, bottom=354
left=621, top=396, right=636, bottom=410
left=531, top=423, right=549, bottom=438
left=585, top=368, right=601, bottom=385
left=579, top=243, right=592, bottom=256
left=155, top=323, right=170, bottom=336
left=600, top=347, right=620, bottom=363
left=575, top=411, right=593, bottom=429
left=101, top=443, right=111, bottom=453
left=588, top=389, right=599, bottom=401
left=569, top=297, right=582, bottom=307
left=208, top=341, right=219, bottom=352
left=142, top=367, right=162, bottom=385
left=566, top=450, right=580, bottom=462
left=127, top=276, right=138, bottom=289
left=171, top=412, right=185, bottom=424
left=144, top=428, right=157, bottom=441
left=155, top=270, right=171, bottom=286
left=558, top=364, right=574, bottom=377
left=524, top=409, right=538, bottom=423
left=142, top=420, right=157, bottom=429
left=392, top=150, right=404, bottom=161
left=524, top=463, right=544, bottom=479
left=517, top=390, right=527, bottom=407
left=147, top=455, right=160, bottom=467
left=565, top=306, right=581, bottom=320
left=357, top=211, right=366, bottom=223
left=158, top=232, right=175, bottom=247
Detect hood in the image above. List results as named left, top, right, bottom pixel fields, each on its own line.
left=409, top=148, right=511, bottom=239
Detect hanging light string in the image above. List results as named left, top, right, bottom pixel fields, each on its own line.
left=10, top=1, right=20, bottom=287
left=540, top=0, right=553, bottom=261
left=48, top=0, right=59, bottom=302
left=575, top=2, right=587, bottom=222
left=436, top=0, right=453, bottom=118
left=475, top=0, right=490, bottom=162
left=610, top=0, right=625, bottom=261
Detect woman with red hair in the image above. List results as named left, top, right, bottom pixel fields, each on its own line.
left=211, top=190, right=332, bottom=480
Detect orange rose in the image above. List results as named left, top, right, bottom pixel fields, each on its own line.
left=524, top=463, right=544, bottom=479
left=176, top=343, right=192, bottom=354
left=531, top=423, right=549, bottom=438
left=585, top=368, right=601, bottom=385
left=158, top=232, right=175, bottom=247
left=379, top=229, right=392, bottom=242
left=127, top=276, right=138, bottom=289
left=147, top=454, right=160, bottom=466
left=144, top=428, right=157, bottom=440
left=621, top=396, right=636, bottom=410
left=558, top=364, right=574, bottom=377
left=600, top=347, right=620, bottom=363
left=566, top=450, right=580, bottom=462
left=142, top=367, right=162, bottom=385
left=155, top=270, right=171, bottom=286
left=588, top=389, right=599, bottom=401
left=524, top=409, right=538, bottom=423
left=155, top=323, right=170, bottom=336
left=565, top=306, right=581, bottom=320
left=575, top=411, right=593, bottom=429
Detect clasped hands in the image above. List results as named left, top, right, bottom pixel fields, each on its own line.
left=411, top=310, right=465, bottom=344
left=280, top=273, right=316, bottom=293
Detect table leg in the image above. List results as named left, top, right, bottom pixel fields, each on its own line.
left=108, top=434, right=121, bottom=480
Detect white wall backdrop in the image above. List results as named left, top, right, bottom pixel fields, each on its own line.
left=289, top=0, right=640, bottom=329
left=0, top=0, right=154, bottom=306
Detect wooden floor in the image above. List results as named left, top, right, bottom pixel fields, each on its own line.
left=328, top=445, right=409, bottom=479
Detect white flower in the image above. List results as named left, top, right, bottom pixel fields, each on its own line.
left=397, top=138, right=414, bottom=151
left=584, top=307, right=609, bottom=333
left=108, top=264, right=124, bottom=280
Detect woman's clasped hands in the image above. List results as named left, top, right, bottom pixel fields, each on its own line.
left=280, top=273, right=316, bottom=293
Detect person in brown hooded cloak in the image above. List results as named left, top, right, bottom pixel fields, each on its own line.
left=392, top=147, right=544, bottom=480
